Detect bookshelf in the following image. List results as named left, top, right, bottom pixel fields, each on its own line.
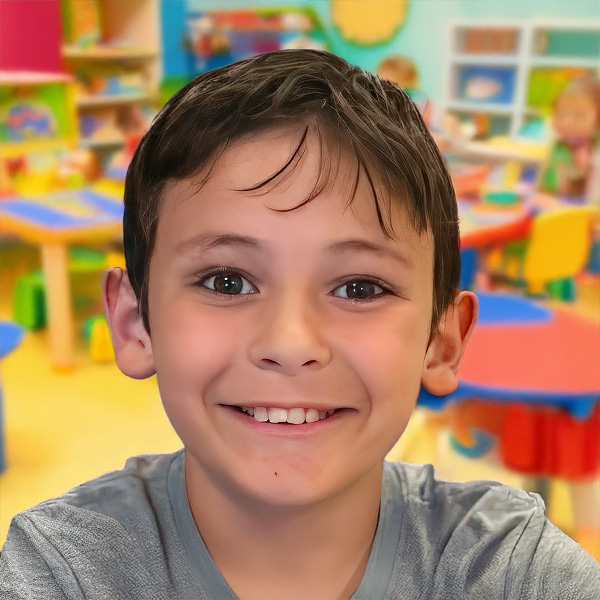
left=442, top=20, right=600, bottom=139
left=60, top=0, right=161, bottom=152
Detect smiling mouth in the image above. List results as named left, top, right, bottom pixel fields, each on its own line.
left=236, top=406, right=336, bottom=424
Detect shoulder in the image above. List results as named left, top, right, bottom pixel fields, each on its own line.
left=30, top=450, right=180, bottom=515
left=7, top=450, right=183, bottom=540
left=382, top=462, right=600, bottom=599
left=383, top=459, right=534, bottom=512
left=1, top=451, right=185, bottom=598
left=383, top=460, right=546, bottom=547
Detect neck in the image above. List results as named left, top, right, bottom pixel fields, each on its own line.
left=185, top=455, right=383, bottom=600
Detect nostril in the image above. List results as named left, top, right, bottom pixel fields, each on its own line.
left=261, top=358, right=281, bottom=367
left=302, top=360, right=317, bottom=367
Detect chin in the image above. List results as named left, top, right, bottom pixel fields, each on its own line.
left=563, top=135, right=592, bottom=147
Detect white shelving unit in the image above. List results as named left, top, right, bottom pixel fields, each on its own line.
left=441, top=19, right=600, bottom=139
left=61, top=0, right=161, bottom=152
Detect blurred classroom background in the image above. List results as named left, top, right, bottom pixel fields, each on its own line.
left=0, top=0, right=599, bottom=560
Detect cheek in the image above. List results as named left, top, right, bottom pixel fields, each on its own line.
left=150, top=300, right=241, bottom=389
left=582, top=116, right=597, bottom=134
left=553, top=117, right=568, bottom=136
left=339, top=307, right=430, bottom=398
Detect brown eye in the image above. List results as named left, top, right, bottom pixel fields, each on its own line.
left=213, top=273, right=243, bottom=294
left=333, top=280, right=385, bottom=301
left=199, top=270, right=256, bottom=295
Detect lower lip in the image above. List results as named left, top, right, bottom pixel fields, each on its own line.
left=223, top=405, right=347, bottom=437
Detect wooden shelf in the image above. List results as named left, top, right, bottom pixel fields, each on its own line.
left=452, top=54, right=520, bottom=66
left=79, top=137, right=125, bottom=149
left=0, top=71, right=73, bottom=86
left=446, top=101, right=515, bottom=115
left=0, top=137, right=76, bottom=157
left=528, top=56, right=600, bottom=69
left=62, top=45, right=158, bottom=61
left=60, top=0, right=161, bottom=154
left=76, top=93, right=150, bottom=108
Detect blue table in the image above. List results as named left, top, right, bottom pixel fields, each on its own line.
left=0, top=188, right=123, bottom=368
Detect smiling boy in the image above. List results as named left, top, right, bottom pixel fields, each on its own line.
left=2, top=50, right=599, bottom=600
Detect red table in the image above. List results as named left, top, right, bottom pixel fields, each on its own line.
left=459, top=201, right=533, bottom=250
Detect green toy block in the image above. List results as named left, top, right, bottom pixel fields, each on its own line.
left=12, top=247, right=108, bottom=332
left=82, top=314, right=107, bottom=340
left=546, top=278, right=576, bottom=302
left=68, top=247, right=107, bottom=274
left=13, top=269, right=46, bottom=330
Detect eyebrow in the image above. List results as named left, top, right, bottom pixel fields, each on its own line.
left=175, top=233, right=414, bottom=268
left=175, top=233, right=264, bottom=256
left=325, top=239, right=415, bottom=269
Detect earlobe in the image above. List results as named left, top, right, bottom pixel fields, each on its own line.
left=421, top=291, right=478, bottom=396
left=103, top=267, right=156, bottom=379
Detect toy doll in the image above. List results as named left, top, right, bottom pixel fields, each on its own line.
left=538, top=75, right=600, bottom=204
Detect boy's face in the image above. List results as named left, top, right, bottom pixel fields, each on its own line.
left=112, top=126, right=466, bottom=507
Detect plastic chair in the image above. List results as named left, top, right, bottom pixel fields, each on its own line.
left=524, top=206, right=598, bottom=296
left=490, top=205, right=599, bottom=298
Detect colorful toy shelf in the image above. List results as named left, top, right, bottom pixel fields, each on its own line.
left=442, top=19, right=600, bottom=139
left=184, top=8, right=328, bottom=73
left=60, top=0, right=160, bottom=154
left=0, top=71, right=77, bottom=151
left=0, top=70, right=78, bottom=194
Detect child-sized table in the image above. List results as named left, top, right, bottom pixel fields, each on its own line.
left=459, top=201, right=533, bottom=250
left=0, top=188, right=123, bottom=370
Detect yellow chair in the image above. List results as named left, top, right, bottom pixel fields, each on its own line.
left=490, top=205, right=599, bottom=298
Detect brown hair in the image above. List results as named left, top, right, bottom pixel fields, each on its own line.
left=123, top=49, right=460, bottom=334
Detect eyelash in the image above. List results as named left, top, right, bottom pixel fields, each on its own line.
left=331, top=276, right=395, bottom=302
left=195, top=267, right=396, bottom=302
left=195, top=267, right=258, bottom=297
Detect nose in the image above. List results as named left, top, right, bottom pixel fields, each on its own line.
left=248, top=291, right=332, bottom=375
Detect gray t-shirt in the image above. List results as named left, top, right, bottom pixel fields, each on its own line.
left=1, top=450, right=599, bottom=599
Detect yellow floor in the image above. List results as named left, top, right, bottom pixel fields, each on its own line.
left=0, top=242, right=180, bottom=543
left=0, top=320, right=182, bottom=544
left=1, top=242, right=599, bottom=556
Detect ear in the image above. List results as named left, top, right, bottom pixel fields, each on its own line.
left=421, top=291, right=478, bottom=396
left=103, top=267, right=156, bottom=379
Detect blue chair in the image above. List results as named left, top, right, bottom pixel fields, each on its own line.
left=0, top=322, right=24, bottom=473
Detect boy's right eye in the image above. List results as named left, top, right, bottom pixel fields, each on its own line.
left=196, top=268, right=257, bottom=296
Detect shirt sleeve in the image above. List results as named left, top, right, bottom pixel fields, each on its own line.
left=509, top=515, right=600, bottom=600
left=426, top=481, right=600, bottom=600
left=0, top=515, right=83, bottom=600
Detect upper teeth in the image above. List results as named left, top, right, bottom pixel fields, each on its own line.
left=240, top=406, right=335, bottom=424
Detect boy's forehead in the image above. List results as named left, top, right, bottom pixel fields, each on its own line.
left=157, top=124, right=434, bottom=261
left=212, top=126, right=311, bottom=191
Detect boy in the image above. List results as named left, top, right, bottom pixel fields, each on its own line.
left=1, top=50, right=599, bottom=599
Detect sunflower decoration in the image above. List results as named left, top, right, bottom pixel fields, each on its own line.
left=331, top=0, right=409, bottom=46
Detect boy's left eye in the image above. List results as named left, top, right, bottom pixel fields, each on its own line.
left=332, top=279, right=388, bottom=301
left=197, top=269, right=257, bottom=295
